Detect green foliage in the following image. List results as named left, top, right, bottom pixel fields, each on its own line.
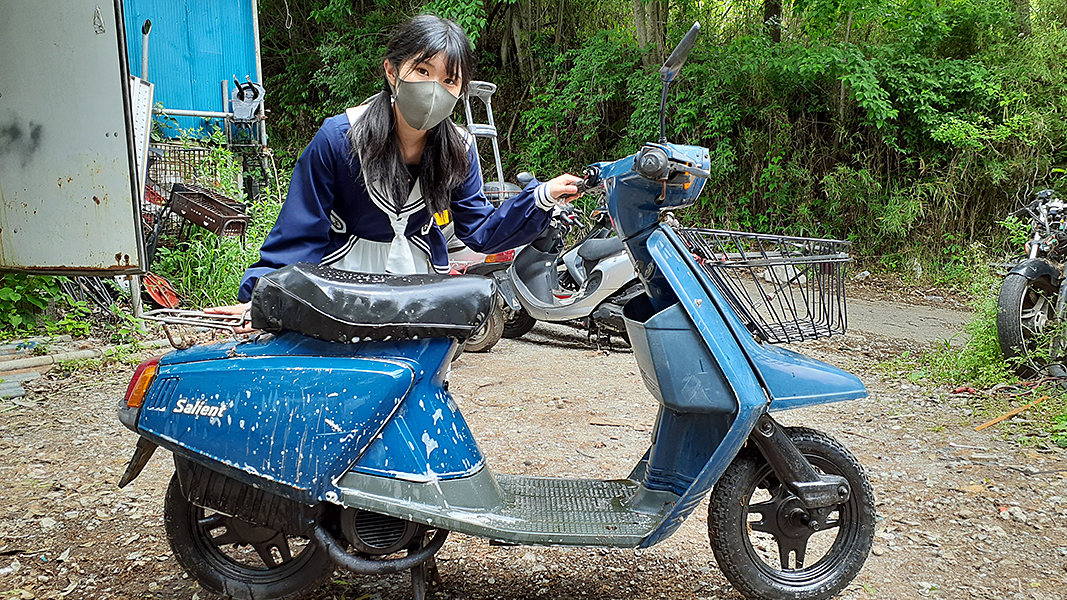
left=1053, top=412, right=1067, bottom=447
left=45, top=300, right=92, bottom=338
left=108, top=306, right=145, bottom=347
left=0, top=274, right=62, bottom=335
left=997, top=214, right=1030, bottom=253
left=924, top=267, right=1017, bottom=389
left=154, top=197, right=283, bottom=308
left=194, top=128, right=244, bottom=198
left=424, top=0, right=486, bottom=45
left=521, top=30, right=641, bottom=176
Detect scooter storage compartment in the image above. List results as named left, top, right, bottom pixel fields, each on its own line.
left=623, top=295, right=737, bottom=414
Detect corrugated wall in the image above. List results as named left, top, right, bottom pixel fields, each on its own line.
left=123, top=0, right=259, bottom=134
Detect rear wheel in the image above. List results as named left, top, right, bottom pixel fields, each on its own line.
left=997, top=273, right=1060, bottom=376
left=164, top=474, right=331, bottom=600
left=708, top=428, right=875, bottom=600
left=502, top=306, right=537, bottom=339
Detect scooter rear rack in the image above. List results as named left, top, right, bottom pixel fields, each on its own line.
left=142, top=308, right=247, bottom=349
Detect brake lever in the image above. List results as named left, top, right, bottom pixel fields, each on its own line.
left=674, top=163, right=711, bottom=180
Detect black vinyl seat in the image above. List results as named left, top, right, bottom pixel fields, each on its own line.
left=251, top=263, right=495, bottom=343
left=578, top=237, right=625, bottom=263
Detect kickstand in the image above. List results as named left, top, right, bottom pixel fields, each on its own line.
left=587, top=321, right=612, bottom=352
left=410, top=556, right=441, bottom=600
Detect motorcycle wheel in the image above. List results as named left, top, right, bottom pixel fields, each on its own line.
left=997, top=273, right=1059, bottom=376
left=707, top=427, right=875, bottom=600
left=164, top=474, right=331, bottom=600
left=502, top=306, right=537, bottom=339
left=464, top=302, right=505, bottom=353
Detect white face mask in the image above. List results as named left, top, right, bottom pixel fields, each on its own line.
left=391, top=76, right=459, bottom=130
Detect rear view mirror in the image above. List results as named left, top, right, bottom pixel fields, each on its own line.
left=659, top=22, right=701, bottom=83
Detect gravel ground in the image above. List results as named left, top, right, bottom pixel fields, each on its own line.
left=0, top=296, right=1064, bottom=600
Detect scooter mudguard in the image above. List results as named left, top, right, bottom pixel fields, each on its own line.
left=136, top=332, right=482, bottom=503
left=1007, top=257, right=1062, bottom=286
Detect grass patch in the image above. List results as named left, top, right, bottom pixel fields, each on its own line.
left=882, top=256, right=1067, bottom=447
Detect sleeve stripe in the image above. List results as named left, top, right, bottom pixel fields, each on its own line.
left=535, top=183, right=554, bottom=211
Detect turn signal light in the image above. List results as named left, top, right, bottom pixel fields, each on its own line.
left=124, top=356, right=160, bottom=408
left=485, top=249, right=515, bottom=263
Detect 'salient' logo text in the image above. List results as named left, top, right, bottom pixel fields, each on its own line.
left=173, top=398, right=228, bottom=418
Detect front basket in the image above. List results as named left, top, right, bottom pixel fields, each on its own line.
left=675, top=228, right=851, bottom=344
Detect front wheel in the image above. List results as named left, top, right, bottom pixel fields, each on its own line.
left=502, top=306, right=536, bottom=339
left=708, top=427, right=875, bottom=600
left=164, top=474, right=331, bottom=600
left=997, top=273, right=1059, bottom=376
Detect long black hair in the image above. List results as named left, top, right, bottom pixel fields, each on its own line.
left=348, top=14, right=475, bottom=216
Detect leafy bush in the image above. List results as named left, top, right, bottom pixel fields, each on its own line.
left=0, top=275, right=62, bottom=335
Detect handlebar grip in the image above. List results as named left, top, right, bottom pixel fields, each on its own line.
left=559, top=169, right=599, bottom=201
left=560, top=179, right=588, bottom=201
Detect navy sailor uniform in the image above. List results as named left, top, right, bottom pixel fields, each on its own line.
left=238, top=108, right=554, bottom=302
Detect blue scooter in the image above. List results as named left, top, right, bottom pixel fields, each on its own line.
left=118, top=23, right=874, bottom=600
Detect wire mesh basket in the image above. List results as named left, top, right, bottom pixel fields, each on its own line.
left=675, top=228, right=851, bottom=344
left=146, top=144, right=213, bottom=193
left=168, top=184, right=249, bottom=238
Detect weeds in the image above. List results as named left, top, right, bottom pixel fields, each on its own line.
left=889, top=244, right=1067, bottom=446
left=153, top=197, right=282, bottom=307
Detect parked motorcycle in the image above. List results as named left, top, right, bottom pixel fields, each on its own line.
left=997, top=188, right=1067, bottom=375
left=442, top=227, right=516, bottom=353
left=119, top=23, right=874, bottom=600
left=500, top=189, right=642, bottom=346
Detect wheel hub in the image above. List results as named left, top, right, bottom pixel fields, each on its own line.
left=775, top=497, right=817, bottom=540
left=228, top=517, right=283, bottom=545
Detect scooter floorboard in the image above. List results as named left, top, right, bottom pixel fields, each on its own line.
left=338, top=469, right=677, bottom=547
left=494, top=475, right=659, bottom=538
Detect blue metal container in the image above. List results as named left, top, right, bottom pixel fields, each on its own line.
left=123, top=0, right=262, bottom=136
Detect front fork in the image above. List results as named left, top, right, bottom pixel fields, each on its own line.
left=748, top=414, right=851, bottom=510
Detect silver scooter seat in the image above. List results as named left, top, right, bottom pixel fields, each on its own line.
left=578, top=237, right=625, bottom=263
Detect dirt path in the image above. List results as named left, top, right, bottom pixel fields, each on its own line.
left=0, top=296, right=1064, bottom=600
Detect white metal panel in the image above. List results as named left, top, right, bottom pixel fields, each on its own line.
left=0, top=0, right=144, bottom=274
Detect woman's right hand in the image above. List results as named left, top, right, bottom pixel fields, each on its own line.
left=545, top=173, right=586, bottom=201
left=205, top=302, right=254, bottom=334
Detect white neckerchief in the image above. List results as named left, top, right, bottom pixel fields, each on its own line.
left=346, top=105, right=425, bottom=274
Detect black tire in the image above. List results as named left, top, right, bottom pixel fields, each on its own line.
left=708, top=427, right=875, bottom=600
left=502, top=306, right=537, bottom=339
left=464, top=303, right=505, bottom=353
left=997, top=273, right=1059, bottom=376
left=164, top=474, right=332, bottom=600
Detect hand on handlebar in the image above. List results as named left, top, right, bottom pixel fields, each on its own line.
left=546, top=173, right=586, bottom=202
left=205, top=302, right=255, bottom=334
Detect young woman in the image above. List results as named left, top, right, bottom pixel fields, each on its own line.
left=210, top=14, right=581, bottom=323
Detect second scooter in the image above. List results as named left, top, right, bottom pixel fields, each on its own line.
left=500, top=190, right=642, bottom=345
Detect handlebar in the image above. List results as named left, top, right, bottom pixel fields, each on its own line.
left=560, top=167, right=601, bottom=201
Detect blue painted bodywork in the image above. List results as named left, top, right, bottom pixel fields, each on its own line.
left=138, top=332, right=483, bottom=501
left=590, top=144, right=866, bottom=546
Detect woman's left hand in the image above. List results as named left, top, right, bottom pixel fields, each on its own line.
left=545, top=173, right=586, bottom=201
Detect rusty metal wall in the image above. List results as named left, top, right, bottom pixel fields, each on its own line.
left=0, top=0, right=144, bottom=275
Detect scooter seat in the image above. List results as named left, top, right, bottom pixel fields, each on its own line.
left=250, top=262, right=495, bottom=343
left=578, top=237, right=625, bottom=263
